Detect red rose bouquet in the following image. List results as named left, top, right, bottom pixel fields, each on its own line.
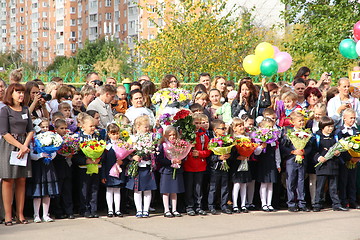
left=173, top=109, right=196, bottom=143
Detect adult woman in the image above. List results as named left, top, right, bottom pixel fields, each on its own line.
left=45, top=81, right=59, bottom=100
left=0, top=78, right=7, bottom=109
left=24, top=81, right=49, bottom=119
left=9, top=68, right=23, bottom=84
left=327, top=78, right=360, bottom=127
left=125, top=89, right=155, bottom=126
left=231, top=78, right=270, bottom=118
left=160, top=75, right=180, bottom=89
left=141, top=80, right=157, bottom=114
left=207, top=89, right=231, bottom=124
left=294, top=66, right=311, bottom=81
left=211, top=76, right=228, bottom=103
left=0, top=83, right=34, bottom=226
left=304, top=87, right=322, bottom=111
left=46, top=85, right=72, bottom=117
left=266, top=82, right=279, bottom=110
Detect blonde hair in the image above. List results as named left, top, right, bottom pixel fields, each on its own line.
left=231, top=117, right=244, bottom=129
left=289, top=111, right=304, bottom=120
left=114, top=113, right=130, bottom=125
left=82, top=115, right=95, bottom=125
left=191, top=113, right=207, bottom=121
left=76, top=112, right=89, bottom=127
left=58, top=101, right=71, bottom=111
left=160, top=126, right=179, bottom=144
left=133, top=115, right=150, bottom=133
left=281, top=91, right=298, bottom=102
left=343, top=108, right=356, bottom=117
left=45, top=81, right=59, bottom=95
left=259, top=117, right=275, bottom=128
left=313, top=103, right=326, bottom=113
left=9, top=68, right=23, bottom=82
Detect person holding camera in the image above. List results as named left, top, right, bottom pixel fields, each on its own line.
left=327, top=78, right=360, bottom=128
left=24, top=81, right=49, bottom=119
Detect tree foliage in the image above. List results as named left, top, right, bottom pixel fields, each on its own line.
left=138, top=0, right=269, bottom=78
left=281, top=0, right=360, bottom=75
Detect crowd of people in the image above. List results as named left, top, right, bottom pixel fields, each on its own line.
left=0, top=66, right=360, bottom=226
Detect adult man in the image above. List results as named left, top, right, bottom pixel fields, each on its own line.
left=86, top=72, right=103, bottom=89
left=87, top=84, right=116, bottom=128
left=199, top=73, right=211, bottom=92
left=293, top=78, right=307, bottom=108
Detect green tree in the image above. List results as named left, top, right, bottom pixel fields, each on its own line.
left=281, top=0, right=360, bottom=75
left=138, top=0, right=268, bottom=78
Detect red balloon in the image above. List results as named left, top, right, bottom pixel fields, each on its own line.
left=354, top=21, right=360, bottom=41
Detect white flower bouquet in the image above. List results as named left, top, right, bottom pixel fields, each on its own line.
left=34, top=131, right=63, bottom=164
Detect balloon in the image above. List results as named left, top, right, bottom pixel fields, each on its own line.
left=354, top=35, right=359, bottom=42
left=356, top=41, right=360, bottom=56
left=243, top=55, right=261, bottom=75
left=260, top=58, right=278, bottom=77
left=255, top=42, right=275, bottom=61
left=339, top=39, right=358, bottom=59
left=354, top=21, right=360, bottom=41
left=273, top=46, right=280, bottom=55
left=274, top=52, right=292, bottom=73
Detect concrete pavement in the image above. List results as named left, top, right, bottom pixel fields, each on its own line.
left=1, top=209, right=360, bottom=240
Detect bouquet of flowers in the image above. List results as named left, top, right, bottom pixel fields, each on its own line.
left=208, top=135, right=235, bottom=171
left=34, top=131, right=64, bottom=164
left=152, top=88, right=192, bottom=108
left=163, top=139, right=192, bottom=179
left=297, top=109, right=314, bottom=122
left=173, top=109, right=196, bottom=143
left=119, top=129, right=130, bottom=141
left=159, top=113, right=175, bottom=127
left=57, top=133, right=80, bottom=157
left=109, top=140, right=134, bottom=178
left=249, top=127, right=281, bottom=145
left=314, top=135, right=360, bottom=169
left=235, top=137, right=259, bottom=158
left=80, top=139, right=106, bottom=175
left=127, top=133, right=157, bottom=177
left=287, top=129, right=312, bottom=163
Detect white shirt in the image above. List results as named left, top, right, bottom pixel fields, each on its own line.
left=125, top=106, right=155, bottom=127
left=327, top=95, right=360, bottom=127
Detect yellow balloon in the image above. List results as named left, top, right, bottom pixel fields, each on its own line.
left=243, top=55, right=261, bottom=75
left=255, top=42, right=275, bottom=61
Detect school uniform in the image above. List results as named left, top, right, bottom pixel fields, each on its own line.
left=156, top=144, right=185, bottom=194
left=52, top=153, right=74, bottom=217
left=207, top=149, right=231, bottom=211
left=100, top=141, right=127, bottom=188
left=313, top=131, right=342, bottom=209
left=72, top=130, right=102, bottom=216
left=183, top=128, right=211, bottom=213
left=336, top=126, right=360, bottom=208
left=254, top=143, right=280, bottom=183
left=228, top=151, right=252, bottom=184
left=280, top=126, right=312, bottom=209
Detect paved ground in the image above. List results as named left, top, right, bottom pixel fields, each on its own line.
left=1, top=209, right=360, bottom=240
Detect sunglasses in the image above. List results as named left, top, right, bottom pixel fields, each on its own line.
left=217, top=127, right=226, bottom=130
left=91, top=80, right=103, bottom=86
left=64, top=95, right=72, bottom=100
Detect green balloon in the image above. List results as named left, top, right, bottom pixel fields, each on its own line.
left=339, top=39, right=358, bottom=59
left=260, top=58, right=278, bottom=77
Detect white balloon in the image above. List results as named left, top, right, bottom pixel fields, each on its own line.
left=356, top=40, right=360, bottom=56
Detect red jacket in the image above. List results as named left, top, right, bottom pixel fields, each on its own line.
left=183, top=128, right=211, bottom=172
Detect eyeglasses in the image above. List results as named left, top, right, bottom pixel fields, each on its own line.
left=217, top=127, right=226, bottom=130
left=64, top=95, right=72, bottom=100
left=91, top=80, right=103, bottom=86
left=170, top=80, right=178, bottom=83
left=304, top=74, right=310, bottom=77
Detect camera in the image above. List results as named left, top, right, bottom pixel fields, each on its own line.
left=91, top=80, right=103, bottom=86
left=40, top=92, right=52, bottom=101
left=327, top=72, right=332, bottom=76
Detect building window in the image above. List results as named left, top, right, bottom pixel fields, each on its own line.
left=71, top=43, right=76, bottom=50
left=115, top=11, right=119, bottom=19
left=105, top=0, right=111, bottom=7
left=42, top=2, right=48, bottom=7
left=43, top=31, right=48, bottom=37
left=90, top=14, right=97, bottom=22
left=129, top=21, right=135, bottom=29
left=20, top=44, right=24, bottom=50
left=44, top=41, right=49, bottom=47
left=20, top=35, right=24, bottom=40
left=70, top=19, right=76, bottom=26
left=105, top=13, right=111, bottom=20
left=148, top=5, right=155, bottom=13
left=129, top=7, right=136, bottom=15
left=20, top=7, right=24, bottom=13
left=158, top=18, right=164, bottom=27
left=70, top=7, right=76, bottom=14
left=42, top=12, right=48, bottom=18
left=71, top=31, right=76, bottom=38
left=57, top=20, right=64, bottom=27
left=123, top=23, right=126, bottom=31
left=43, top=22, right=48, bottom=28
left=148, top=19, right=155, bottom=28
left=20, top=26, right=24, bottom=31
left=32, top=3, right=38, bottom=8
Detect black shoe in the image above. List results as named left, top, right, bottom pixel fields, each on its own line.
left=222, top=209, right=232, bottom=214
left=107, top=211, right=114, bottom=218
left=209, top=209, right=217, bottom=215
left=299, top=207, right=310, bottom=212
left=164, top=211, right=174, bottom=218
left=349, top=203, right=360, bottom=209
left=241, top=206, right=249, bottom=213
left=333, top=207, right=349, bottom=211
left=84, top=212, right=92, bottom=218
left=313, top=207, right=321, bottom=212
left=92, top=214, right=99, bottom=218
left=262, top=205, right=270, bottom=212
left=197, top=209, right=207, bottom=215
left=115, top=211, right=123, bottom=217
left=55, top=215, right=67, bottom=219
left=288, top=207, right=298, bottom=212
left=68, top=215, right=75, bottom=219
left=233, top=207, right=241, bottom=213
left=247, top=204, right=256, bottom=211
left=187, top=210, right=196, bottom=216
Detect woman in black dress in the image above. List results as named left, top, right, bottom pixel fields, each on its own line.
left=0, top=83, right=34, bottom=226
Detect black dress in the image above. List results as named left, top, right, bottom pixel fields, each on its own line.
left=255, top=144, right=278, bottom=183
left=156, top=144, right=185, bottom=194
left=229, top=149, right=252, bottom=183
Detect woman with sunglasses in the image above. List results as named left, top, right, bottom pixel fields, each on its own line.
left=294, top=66, right=311, bottom=82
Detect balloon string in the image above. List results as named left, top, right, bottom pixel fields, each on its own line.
left=256, top=85, right=263, bottom=118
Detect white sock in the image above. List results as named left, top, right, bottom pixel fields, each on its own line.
left=33, top=198, right=41, bottom=217
left=232, top=183, right=241, bottom=208
left=240, top=183, right=247, bottom=207
left=309, top=174, right=317, bottom=205
left=247, top=180, right=255, bottom=205
left=170, top=193, right=177, bottom=212
left=134, top=190, right=143, bottom=212
left=113, top=188, right=121, bottom=213
left=143, top=191, right=152, bottom=212
left=266, top=183, right=273, bottom=206
left=42, top=196, right=50, bottom=218
left=260, top=183, right=267, bottom=207
left=106, top=187, right=115, bottom=212
left=162, top=194, right=170, bottom=213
